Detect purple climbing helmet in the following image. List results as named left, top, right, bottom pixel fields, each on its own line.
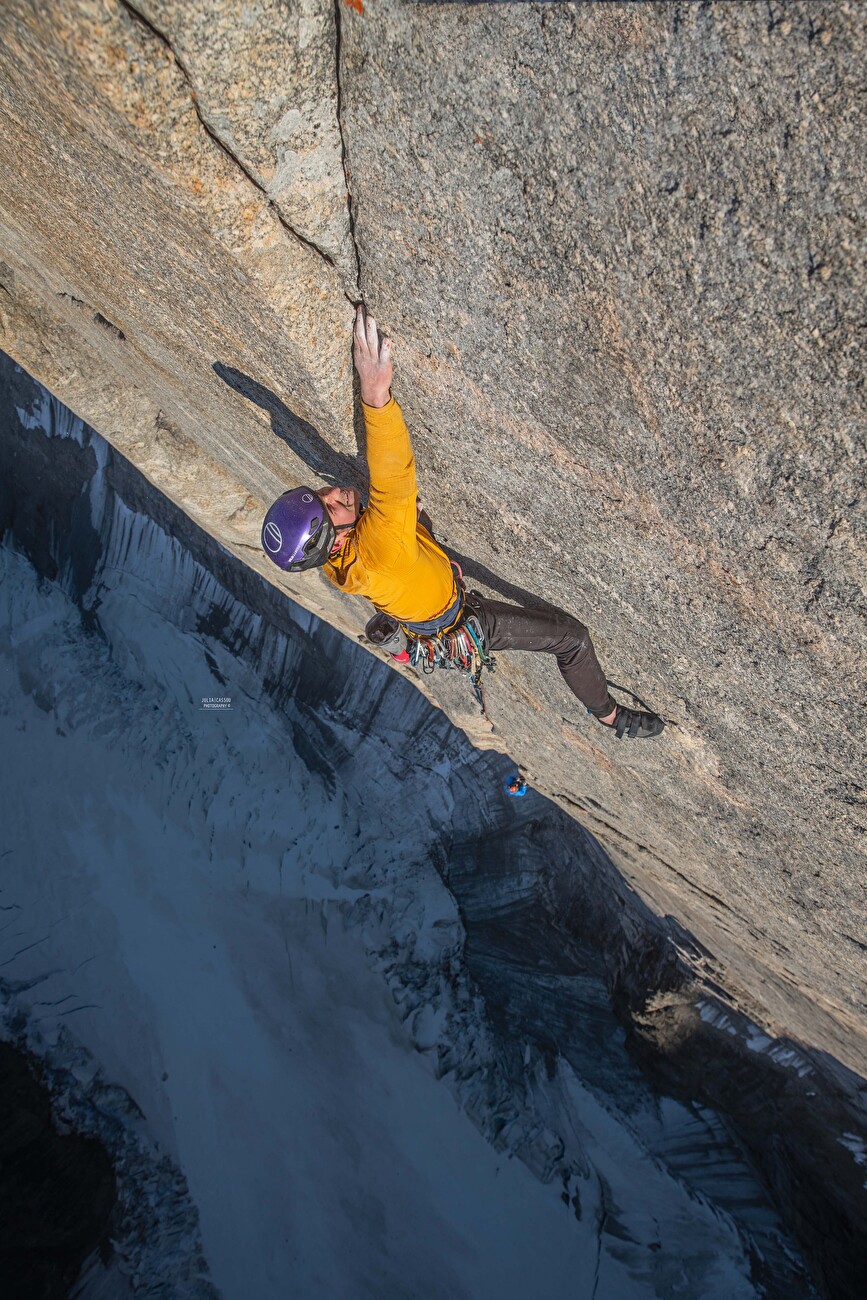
left=261, top=487, right=336, bottom=572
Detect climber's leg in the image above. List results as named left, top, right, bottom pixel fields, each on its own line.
left=467, top=595, right=664, bottom=740
left=467, top=595, right=611, bottom=714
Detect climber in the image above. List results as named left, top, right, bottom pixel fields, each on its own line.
left=261, top=307, right=663, bottom=741
left=505, top=773, right=528, bottom=798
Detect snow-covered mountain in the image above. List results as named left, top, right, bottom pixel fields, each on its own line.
left=0, top=356, right=849, bottom=1297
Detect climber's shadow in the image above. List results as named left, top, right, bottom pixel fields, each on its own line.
left=444, top=543, right=565, bottom=619
left=213, top=362, right=367, bottom=491
left=418, top=511, right=565, bottom=619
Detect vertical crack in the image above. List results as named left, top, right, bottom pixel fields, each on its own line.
left=119, top=0, right=357, bottom=302
left=333, top=0, right=364, bottom=304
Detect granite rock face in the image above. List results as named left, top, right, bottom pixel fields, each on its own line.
left=131, top=0, right=359, bottom=286
left=0, top=0, right=864, bottom=1099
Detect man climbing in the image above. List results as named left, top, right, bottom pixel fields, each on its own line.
left=261, top=307, right=663, bottom=741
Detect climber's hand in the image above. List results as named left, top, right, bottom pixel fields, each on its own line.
left=354, top=306, right=392, bottom=408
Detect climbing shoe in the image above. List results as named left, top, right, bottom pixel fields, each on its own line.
left=607, top=704, right=664, bottom=740
left=591, top=683, right=665, bottom=740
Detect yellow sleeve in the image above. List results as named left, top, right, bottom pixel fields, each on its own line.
left=357, top=396, right=419, bottom=568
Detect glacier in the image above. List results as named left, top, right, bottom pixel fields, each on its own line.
left=0, top=356, right=835, bottom=1298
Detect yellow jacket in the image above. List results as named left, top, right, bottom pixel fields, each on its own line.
left=324, top=397, right=456, bottom=622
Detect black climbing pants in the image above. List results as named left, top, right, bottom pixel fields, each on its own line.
left=467, top=595, right=612, bottom=717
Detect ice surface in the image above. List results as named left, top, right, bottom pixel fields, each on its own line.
left=838, top=1133, right=867, bottom=1190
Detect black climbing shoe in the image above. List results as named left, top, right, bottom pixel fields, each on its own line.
left=606, top=704, right=664, bottom=740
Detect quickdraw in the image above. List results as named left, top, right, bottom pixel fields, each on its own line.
left=404, top=593, right=496, bottom=719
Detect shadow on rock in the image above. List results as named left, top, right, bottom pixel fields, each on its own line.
left=213, top=361, right=368, bottom=491
left=0, top=1042, right=116, bottom=1300
left=454, top=803, right=866, bottom=1300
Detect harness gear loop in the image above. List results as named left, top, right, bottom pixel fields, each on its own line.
left=401, top=580, right=496, bottom=719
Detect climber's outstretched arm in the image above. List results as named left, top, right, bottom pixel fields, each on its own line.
left=352, top=306, right=418, bottom=559
left=353, top=305, right=392, bottom=408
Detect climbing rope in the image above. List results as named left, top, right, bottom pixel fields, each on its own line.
left=605, top=679, right=656, bottom=714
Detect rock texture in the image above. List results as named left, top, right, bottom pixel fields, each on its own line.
left=0, top=0, right=864, bottom=1106
left=128, top=0, right=359, bottom=285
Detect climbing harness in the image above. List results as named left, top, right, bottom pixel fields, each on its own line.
left=363, top=566, right=496, bottom=717
left=403, top=566, right=496, bottom=719
left=406, top=607, right=496, bottom=718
